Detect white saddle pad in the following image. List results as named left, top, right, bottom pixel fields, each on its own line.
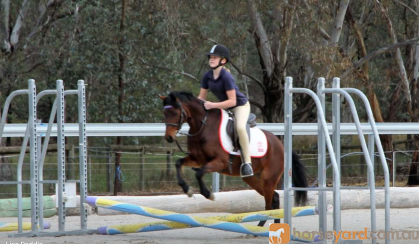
left=218, top=109, right=268, bottom=158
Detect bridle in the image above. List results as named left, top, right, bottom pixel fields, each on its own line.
left=163, top=102, right=208, bottom=153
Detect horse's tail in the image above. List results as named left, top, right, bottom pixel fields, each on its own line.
left=292, top=151, right=308, bottom=206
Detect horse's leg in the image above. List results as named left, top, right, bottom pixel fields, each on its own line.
left=195, top=158, right=225, bottom=200
left=242, top=176, right=270, bottom=227
left=260, top=166, right=283, bottom=227
left=176, top=156, right=198, bottom=197
left=272, top=191, right=281, bottom=224
left=194, top=167, right=214, bottom=200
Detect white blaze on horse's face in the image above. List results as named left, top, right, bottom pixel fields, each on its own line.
left=163, top=105, right=181, bottom=143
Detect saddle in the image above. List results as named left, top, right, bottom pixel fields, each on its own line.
left=226, top=111, right=256, bottom=151
left=226, top=111, right=257, bottom=171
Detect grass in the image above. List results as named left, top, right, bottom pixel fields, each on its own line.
left=1, top=150, right=250, bottom=198
left=1, top=142, right=414, bottom=198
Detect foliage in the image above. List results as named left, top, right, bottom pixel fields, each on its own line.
left=0, top=0, right=418, bottom=139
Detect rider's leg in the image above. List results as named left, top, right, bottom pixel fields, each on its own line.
left=232, top=101, right=253, bottom=177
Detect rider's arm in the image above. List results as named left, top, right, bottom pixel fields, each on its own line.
left=198, top=88, right=208, bottom=101
left=211, top=89, right=236, bottom=109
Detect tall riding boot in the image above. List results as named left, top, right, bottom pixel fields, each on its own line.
left=240, top=162, right=253, bottom=177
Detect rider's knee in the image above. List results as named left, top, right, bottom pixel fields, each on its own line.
left=236, top=125, right=246, bottom=134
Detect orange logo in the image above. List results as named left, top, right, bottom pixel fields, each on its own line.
left=269, top=223, right=290, bottom=244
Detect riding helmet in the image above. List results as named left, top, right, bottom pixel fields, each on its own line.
left=207, top=44, right=230, bottom=63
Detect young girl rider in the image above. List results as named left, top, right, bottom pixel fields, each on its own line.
left=198, top=44, right=253, bottom=177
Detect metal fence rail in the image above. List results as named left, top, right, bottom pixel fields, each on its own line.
left=1, top=122, right=419, bottom=137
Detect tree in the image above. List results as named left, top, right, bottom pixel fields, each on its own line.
left=114, top=0, right=127, bottom=195
left=406, top=0, right=419, bottom=185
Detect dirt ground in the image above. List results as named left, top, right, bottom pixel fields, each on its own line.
left=1, top=208, right=419, bottom=244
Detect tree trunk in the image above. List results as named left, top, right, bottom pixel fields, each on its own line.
left=9, top=0, right=30, bottom=47
left=247, top=1, right=295, bottom=123
left=329, top=0, right=351, bottom=46
left=114, top=0, right=126, bottom=196
left=0, top=0, right=11, bottom=53
left=408, top=149, right=419, bottom=186
left=345, top=6, right=395, bottom=174
left=377, top=0, right=412, bottom=114
left=406, top=0, right=419, bottom=186
left=263, top=88, right=282, bottom=123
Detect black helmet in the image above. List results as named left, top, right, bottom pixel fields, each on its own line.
left=207, top=44, right=230, bottom=63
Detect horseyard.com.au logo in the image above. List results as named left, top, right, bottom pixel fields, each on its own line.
left=269, top=223, right=290, bottom=244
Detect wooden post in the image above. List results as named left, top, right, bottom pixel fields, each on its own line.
left=140, top=146, right=145, bottom=191
left=107, top=147, right=112, bottom=193
left=114, top=150, right=122, bottom=195
left=340, top=149, right=345, bottom=179
left=376, top=154, right=380, bottom=176
left=360, top=152, right=366, bottom=178
left=166, top=148, right=172, bottom=179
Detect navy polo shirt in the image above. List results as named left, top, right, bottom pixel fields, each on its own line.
left=201, top=69, right=248, bottom=109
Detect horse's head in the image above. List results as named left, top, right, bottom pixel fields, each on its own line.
left=160, top=91, right=206, bottom=143
left=160, top=91, right=207, bottom=143
left=160, top=93, right=186, bottom=143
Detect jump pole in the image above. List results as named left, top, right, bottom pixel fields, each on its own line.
left=0, top=222, right=50, bottom=232
left=87, top=197, right=320, bottom=242
left=86, top=196, right=269, bottom=236
left=96, top=205, right=331, bottom=235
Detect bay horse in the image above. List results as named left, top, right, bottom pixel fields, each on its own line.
left=160, top=91, right=307, bottom=226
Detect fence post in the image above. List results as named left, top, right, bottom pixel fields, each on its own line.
left=360, top=153, right=365, bottom=177
left=212, top=172, right=220, bottom=193
left=107, top=147, right=112, bottom=193
left=368, top=134, right=375, bottom=187
left=140, top=146, right=145, bottom=191
left=392, top=151, right=396, bottom=187
left=36, top=123, right=43, bottom=230
left=166, top=148, right=172, bottom=179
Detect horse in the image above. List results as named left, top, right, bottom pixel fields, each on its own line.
left=160, top=91, right=307, bottom=226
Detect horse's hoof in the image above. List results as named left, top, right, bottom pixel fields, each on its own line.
left=187, top=187, right=194, bottom=197
left=208, top=192, right=215, bottom=201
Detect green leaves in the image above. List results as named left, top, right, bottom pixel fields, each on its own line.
left=0, top=0, right=415, bottom=127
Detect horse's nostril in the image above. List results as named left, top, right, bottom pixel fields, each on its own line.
left=166, top=136, right=173, bottom=143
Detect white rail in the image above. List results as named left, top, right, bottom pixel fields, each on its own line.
left=1, top=122, right=418, bottom=137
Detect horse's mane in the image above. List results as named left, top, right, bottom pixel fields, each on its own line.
left=164, top=91, right=201, bottom=106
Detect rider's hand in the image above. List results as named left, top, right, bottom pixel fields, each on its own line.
left=204, top=101, right=215, bottom=110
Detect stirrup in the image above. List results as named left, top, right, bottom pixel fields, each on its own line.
left=240, top=163, right=254, bottom=177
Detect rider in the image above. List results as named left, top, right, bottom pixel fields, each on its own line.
left=197, top=44, right=253, bottom=177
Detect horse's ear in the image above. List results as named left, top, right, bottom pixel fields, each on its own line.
left=169, top=93, right=177, bottom=102
left=159, top=95, right=166, bottom=101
